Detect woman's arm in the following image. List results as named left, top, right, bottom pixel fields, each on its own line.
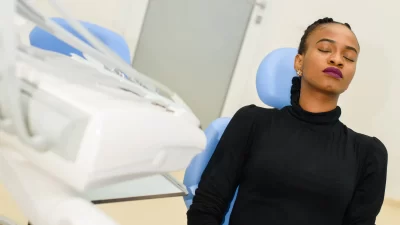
left=187, top=105, right=257, bottom=225
left=342, top=137, right=388, bottom=225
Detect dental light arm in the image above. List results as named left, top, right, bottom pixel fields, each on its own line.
left=48, top=0, right=130, bottom=66
left=16, top=0, right=175, bottom=101
left=17, top=0, right=197, bottom=125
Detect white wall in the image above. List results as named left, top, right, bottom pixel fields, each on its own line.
left=225, top=0, right=400, bottom=200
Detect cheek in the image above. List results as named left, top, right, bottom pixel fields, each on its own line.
left=303, top=50, right=325, bottom=65
left=302, top=54, right=325, bottom=75
left=344, top=65, right=357, bottom=80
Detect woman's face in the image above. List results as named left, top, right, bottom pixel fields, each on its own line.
left=295, top=23, right=360, bottom=95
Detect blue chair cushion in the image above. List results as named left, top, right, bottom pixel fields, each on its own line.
left=256, top=48, right=298, bottom=109
left=29, top=17, right=131, bottom=64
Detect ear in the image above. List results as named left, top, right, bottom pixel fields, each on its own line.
left=294, top=54, right=303, bottom=72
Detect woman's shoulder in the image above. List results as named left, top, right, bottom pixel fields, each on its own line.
left=347, top=128, right=388, bottom=166
left=234, top=104, right=280, bottom=118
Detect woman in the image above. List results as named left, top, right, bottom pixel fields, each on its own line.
left=187, top=17, right=388, bottom=225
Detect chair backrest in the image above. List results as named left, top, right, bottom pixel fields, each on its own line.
left=29, top=17, right=131, bottom=64
left=256, top=48, right=298, bottom=108
left=183, top=48, right=298, bottom=225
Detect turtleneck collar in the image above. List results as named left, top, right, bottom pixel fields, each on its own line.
left=284, top=77, right=341, bottom=125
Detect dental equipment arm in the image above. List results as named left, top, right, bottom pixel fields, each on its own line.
left=17, top=0, right=197, bottom=125
left=16, top=0, right=175, bottom=101
left=48, top=0, right=131, bottom=66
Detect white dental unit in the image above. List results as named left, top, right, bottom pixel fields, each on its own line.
left=0, top=0, right=206, bottom=224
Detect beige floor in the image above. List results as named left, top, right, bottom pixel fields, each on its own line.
left=0, top=171, right=398, bottom=225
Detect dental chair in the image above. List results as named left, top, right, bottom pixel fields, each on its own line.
left=183, top=47, right=298, bottom=225
left=29, top=17, right=131, bottom=64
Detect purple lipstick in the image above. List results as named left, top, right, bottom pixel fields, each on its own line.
left=323, top=67, right=343, bottom=79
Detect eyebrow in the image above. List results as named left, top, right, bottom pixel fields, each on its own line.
left=316, top=38, right=358, bottom=54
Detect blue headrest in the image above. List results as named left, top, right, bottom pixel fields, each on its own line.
left=29, top=17, right=131, bottom=64
left=256, top=48, right=298, bottom=109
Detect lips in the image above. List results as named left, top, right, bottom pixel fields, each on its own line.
left=323, top=67, right=343, bottom=79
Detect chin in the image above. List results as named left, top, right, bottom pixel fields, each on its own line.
left=321, top=86, right=343, bottom=95
left=318, top=79, right=343, bottom=94
left=317, top=83, right=343, bottom=95
left=305, top=78, right=344, bottom=95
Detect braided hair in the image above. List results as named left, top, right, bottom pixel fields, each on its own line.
left=298, top=17, right=352, bottom=55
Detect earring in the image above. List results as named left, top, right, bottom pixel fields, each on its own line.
left=297, top=70, right=302, bottom=76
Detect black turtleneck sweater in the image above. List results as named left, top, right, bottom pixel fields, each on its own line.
left=187, top=78, right=388, bottom=225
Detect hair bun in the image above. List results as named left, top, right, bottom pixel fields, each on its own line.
left=318, top=17, right=334, bottom=23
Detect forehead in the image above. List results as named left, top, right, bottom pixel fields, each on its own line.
left=308, top=23, right=359, bottom=51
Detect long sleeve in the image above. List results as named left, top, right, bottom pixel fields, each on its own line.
left=342, top=137, right=388, bottom=225
left=187, top=105, right=257, bottom=225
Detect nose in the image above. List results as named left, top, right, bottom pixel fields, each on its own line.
left=328, top=53, right=344, bottom=68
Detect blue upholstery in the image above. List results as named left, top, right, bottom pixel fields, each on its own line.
left=183, top=47, right=298, bottom=225
left=256, top=48, right=298, bottom=109
left=29, top=17, right=131, bottom=64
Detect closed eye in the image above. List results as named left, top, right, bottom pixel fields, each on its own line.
left=318, top=49, right=331, bottom=53
left=344, top=56, right=355, bottom=62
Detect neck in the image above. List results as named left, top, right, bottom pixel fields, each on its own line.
left=299, top=82, right=339, bottom=113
